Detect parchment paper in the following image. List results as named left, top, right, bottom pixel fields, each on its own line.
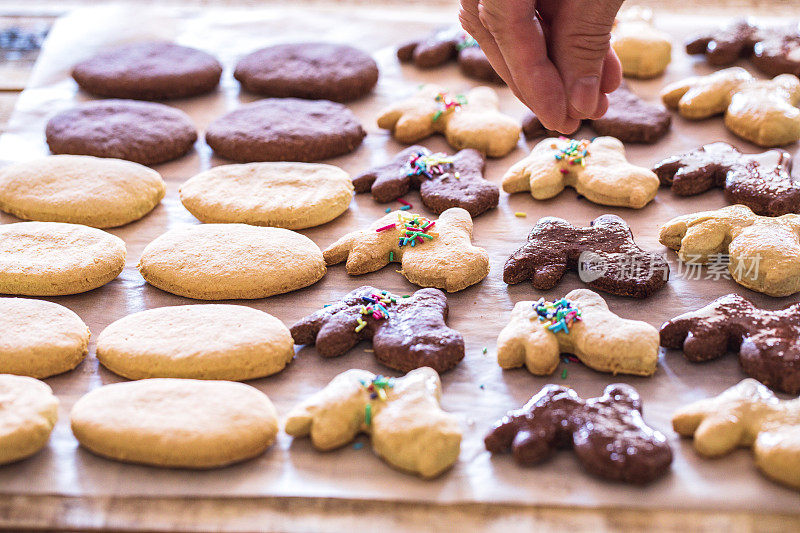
left=0, top=4, right=798, bottom=513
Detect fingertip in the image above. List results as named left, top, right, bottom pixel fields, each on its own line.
left=568, top=75, right=601, bottom=117
left=600, top=48, right=623, bottom=94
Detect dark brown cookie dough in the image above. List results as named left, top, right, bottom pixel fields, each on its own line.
left=660, top=293, right=800, bottom=395
left=290, top=286, right=464, bottom=373
left=71, top=41, right=222, bottom=100
left=522, top=83, right=671, bottom=144
left=397, top=28, right=503, bottom=84
left=503, top=214, right=669, bottom=298
left=686, top=19, right=800, bottom=77
left=45, top=99, right=197, bottom=165
left=234, top=43, right=379, bottom=102
left=205, top=98, right=365, bottom=162
left=484, top=384, right=673, bottom=484
left=654, top=142, right=800, bottom=216
left=352, top=145, right=498, bottom=217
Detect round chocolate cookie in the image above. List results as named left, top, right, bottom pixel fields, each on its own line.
left=457, top=46, right=503, bottom=84
left=45, top=100, right=197, bottom=166
left=205, top=98, right=365, bottom=162
left=72, top=42, right=222, bottom=100
left=234, top=43, right=378, bottom=102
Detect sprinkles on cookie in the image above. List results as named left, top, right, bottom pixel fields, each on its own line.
left=406, top=151, right=459, bottom=179
left=533, top=297, right=582, bottom=334
left=553, top=137, right=590, bottom=175
left=359, top=374, right=395, bottom=425
left=353, top=290, right=401, bottom=332
left=375, top=212, right=437, bottom=248
left=432, top=91, right=467, bottom=122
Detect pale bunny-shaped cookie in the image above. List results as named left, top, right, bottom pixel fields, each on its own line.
left=659, top=204, right=800, bottom=297
left=673, top=378, right=800, bottom=491
left=323, top=207, right=489, bottom=292
left=502, top=136, right=659, bottom=208
left=377, top=85, right=521, bottom=157
left=496, top=289, right=659, bottom=376
left=661, top=67, right=800, bottom=147
left=285, top=367, right=462, bottom=478
left=611, top=7, right=672, bottom=79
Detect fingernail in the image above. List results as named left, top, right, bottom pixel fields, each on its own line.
left=569, top=76, right=600, bottom=117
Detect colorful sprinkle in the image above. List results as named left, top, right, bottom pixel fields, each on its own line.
left=360, top=375, right=395, bottom=426
left=482, top=347, right=488, bottom=354
left=376, top=223, right=396, bottom=233
left=555, top=138, right=590, bottom=168
left=397, top=198, right=412, bottom=207
left=405, top=151, right=456, bottom=179
left=385, top=207, right=392, bottom=213
left=456, top=33, right=479, bottom=51
left=432, top=91, right=467, bottom=121
left=400, top=205, right=411, bottom=211
left=514, top=212, right=527, bottom=218
left=533, top=297, right=582, bottom=334
left=389, top=251, right=394, bottom=262
left=353, top=442, right=364, bottom=450
left=561, top=368, right=568, bottom=379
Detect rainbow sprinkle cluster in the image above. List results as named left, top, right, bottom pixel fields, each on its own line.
left=432, top=92, right=467, bottom=121
left=375, top=212, right=436, bottom=248
left=534, top=297, right=582, bottom=334
left=406, top=151, right=458, bottom=179
left=554, top=137, right=589, bottom=174
left=355, top=290, right=399, bottom=332
left=456, top=33, right=479, bottom=51
left=360, top=375, right=395, bottom=425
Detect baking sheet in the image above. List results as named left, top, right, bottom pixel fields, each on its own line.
left=0, top=4, right=798, bottom=513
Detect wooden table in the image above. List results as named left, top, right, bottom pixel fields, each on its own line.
left=1, top=3, right=799, bottom=532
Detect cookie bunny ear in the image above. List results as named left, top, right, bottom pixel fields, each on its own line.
left=321, top=231, right=357, bottom=267
left=772, top=74, right=800, bottom=100
left=661, top=77, right=696, bottom=108
left=754, top=426, right=800, bottom=489
left=496, top=302, right=561, bottom=374
left=285, top=369, right=373, bottom=451
left=436, top=206, right=472, bottom=233
left=600, top=384, right=641, bottom=411
left=465, top=86, right=499, bottom=109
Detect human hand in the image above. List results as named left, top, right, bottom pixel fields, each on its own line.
left=460, top=0, right=624, bottom=133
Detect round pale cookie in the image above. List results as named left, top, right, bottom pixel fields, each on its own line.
left=205, top=98, right=365, bottom=162
left=1, top=298, right=90, bottom=378
left=179, top=162, right=354, bottom=229
left=138, top=224, right=325, bottom=300
left=0, top=374, right=59, bottom=465
left=70, top=378, right=278, bottom=468
left=0, top=222, right=126, bottom=296
left=72, top=41, right=222, bottom=100
left=0, top=155, right=166, bottom=228
left=97, top=304, right=294, bottom=380
left=233, top=42, right=378, bottom=102
left=45, top=100, right=197, bottom=166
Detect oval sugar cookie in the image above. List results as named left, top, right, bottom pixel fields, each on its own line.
left=97, top=304, right=294, bottom=380
left=0, top=222, right=126, bottom=296
left=1, top=298, right=90, bottom=378
left=0, top=155, right=166, bottom=228
left=138, top=224, right=325, bottom=300
left=179, top=162, right=353, bottom=229
left=70, top=378, right=278, bottom=468
left=0, top=374, right=59, bottom=465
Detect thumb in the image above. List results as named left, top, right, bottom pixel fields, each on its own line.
left=548, top=0, right=623, bottom=118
